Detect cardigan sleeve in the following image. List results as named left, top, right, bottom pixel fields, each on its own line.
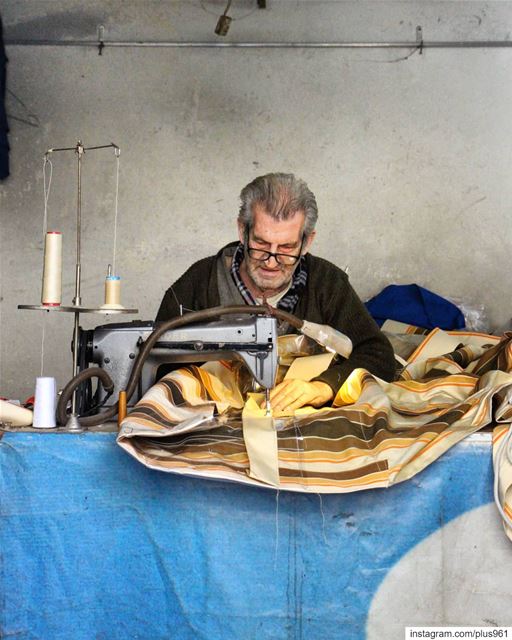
left=304, top=259, right=396, bottom=393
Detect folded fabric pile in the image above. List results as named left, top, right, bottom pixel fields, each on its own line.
left=118, top=327, right=512, bottom=540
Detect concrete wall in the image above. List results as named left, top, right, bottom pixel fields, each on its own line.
left=1, top=1, right=512, bottom=399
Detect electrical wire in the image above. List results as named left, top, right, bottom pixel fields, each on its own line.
left=6, top=88, right=40, bottom=128
left=80, top=387, right=115, bottom=417
left=223, top=0, right=233, bottom=17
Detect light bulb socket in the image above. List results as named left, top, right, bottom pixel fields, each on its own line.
left=215, top=14, right=232, bottom=36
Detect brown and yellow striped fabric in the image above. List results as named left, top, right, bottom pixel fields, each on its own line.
left=118, top=330, right=512, bottom=497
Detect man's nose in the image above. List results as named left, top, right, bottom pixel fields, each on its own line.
left=263, top=253, right=279, bottom=267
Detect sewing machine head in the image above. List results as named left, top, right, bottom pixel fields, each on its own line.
left=78, top=314, right=278, bottom=409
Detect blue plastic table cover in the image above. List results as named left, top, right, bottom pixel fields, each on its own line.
left=0, top=431, right=508, bottom=640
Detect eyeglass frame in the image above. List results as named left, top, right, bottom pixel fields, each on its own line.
left=244, top=228, right=305, bottom=266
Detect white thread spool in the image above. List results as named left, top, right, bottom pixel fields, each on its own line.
left=33, top=376, right=57, bottom=428
left=41, top=231, right=62, bottom=306
left=101, top=274, right=124, bottom=309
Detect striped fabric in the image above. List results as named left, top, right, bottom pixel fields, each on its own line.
left=118, top=330, right=512, bottom=500
left=493, top=424, right=512, bottom=542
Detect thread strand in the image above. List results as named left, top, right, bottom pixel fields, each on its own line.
left=40, top=156, right=53, bottom=376
left=112, top=149, right=120, bottom=273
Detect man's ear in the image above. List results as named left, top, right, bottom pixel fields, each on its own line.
left=302, top=230, right=316, bottom=255
left=237, top=221, right=246, bottom=244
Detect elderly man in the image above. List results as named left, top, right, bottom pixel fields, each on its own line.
left=156, top=173, right=395, bottom=413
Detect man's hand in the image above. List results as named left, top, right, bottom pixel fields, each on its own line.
left=265, top=379, right=333, bottom=414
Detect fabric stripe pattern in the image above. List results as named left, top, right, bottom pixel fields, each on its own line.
left=119, top=330, right=512, bottom=510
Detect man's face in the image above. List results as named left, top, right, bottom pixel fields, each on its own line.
left=237, top=203, right=315, bottom=298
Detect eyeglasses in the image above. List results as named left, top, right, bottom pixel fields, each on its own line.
left=246, top=235, right=304, bottom=266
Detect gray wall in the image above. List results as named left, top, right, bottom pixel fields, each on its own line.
left=1, top=1, right=512, bottom=399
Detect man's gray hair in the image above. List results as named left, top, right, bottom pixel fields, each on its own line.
left=238, top=173, right=318, bottom=237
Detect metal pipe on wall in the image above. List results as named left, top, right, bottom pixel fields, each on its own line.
left=4, top=39, right=512, bottom=49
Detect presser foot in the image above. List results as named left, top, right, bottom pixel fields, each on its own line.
left=264, top=389, right=272, bottom=416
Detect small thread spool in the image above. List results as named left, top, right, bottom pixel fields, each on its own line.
left=41, top=231, right=62, bottom=306
left=105, top=276, right=121, bottom=305
left=101, top=265, right=124, bottom=310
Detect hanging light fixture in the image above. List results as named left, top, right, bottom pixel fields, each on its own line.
left=214, top=0, right=233, bottom=36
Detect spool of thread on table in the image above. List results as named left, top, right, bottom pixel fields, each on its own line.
left=41, top=231, right=62, bottom=306
left=33, top=376, right=57, bottom=428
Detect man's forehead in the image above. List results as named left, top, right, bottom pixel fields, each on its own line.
left=251, top=204, right=305, bottom=237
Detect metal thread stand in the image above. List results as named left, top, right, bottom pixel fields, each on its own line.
left=71, top=141, right=84, bottom=425
left=19, top=140, right=138, bottom=431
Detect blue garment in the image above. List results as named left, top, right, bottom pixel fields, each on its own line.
left=365, top=284, right=465, bottom=330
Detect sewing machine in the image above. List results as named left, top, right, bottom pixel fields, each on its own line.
left=77, top=315, right=278, bottom=411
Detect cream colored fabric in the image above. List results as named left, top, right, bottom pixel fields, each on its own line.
left=407, top=328, right=465, bottom=363
left=241, top=353, right=335, bottom=484
left=284, top=352, right=334, bottom=382
left=382, top=319, right=422, bottom=334
left=493, top=425, right=512, bottom=542
left=242, top=394, right=279, bottom=487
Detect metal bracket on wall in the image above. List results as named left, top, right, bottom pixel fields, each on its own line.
left=97, top=25, right=105, bottom=56
left=416, top=25, right=423, bottom=54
